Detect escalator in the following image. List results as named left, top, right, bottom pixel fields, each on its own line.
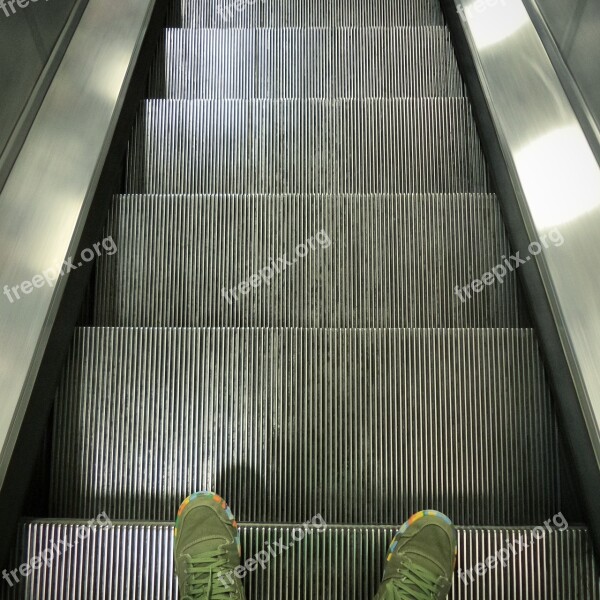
left=6, top=0, right=600, bottom=597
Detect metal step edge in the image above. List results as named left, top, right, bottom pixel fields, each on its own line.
left=166, top=0, right=446, bottom=29
left=11, top=522, right=599, bottom=599
left=111, top=192, right=499, bottom=199
left=124, top=98, right=490, bottom=194
left=50, top=327, right=559, bottom=525
left=161, top=26, right=455, bottom=31
left=149, top=26, right=465, bottom=99
left=134, top=97, right=480, bottom=105
left=93, top=192, right=524, bottom=328
left=63, top=325, right=539, bottom=333
left=20, top=519, right=594, bottom=531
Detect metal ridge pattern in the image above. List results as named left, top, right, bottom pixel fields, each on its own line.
left=166, top=0, right=445, bottom=28
left=17, top=522, right=599, bottom=599
left=124, top=99, right=490, bottom=194
left=148, top=27, right=465, bottom=99
left=93, top=193, right=524, bottom=327
left=50, top=327, right=558, bottom=524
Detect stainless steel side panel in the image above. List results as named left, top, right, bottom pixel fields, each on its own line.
left=455, top=0, right=600, bottom=465
left=0, top=0, right=156, bottom=487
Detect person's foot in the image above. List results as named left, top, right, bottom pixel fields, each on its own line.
left=174, top=491, right=245, bottom=599
left=374, top=510, right=458, bottom=599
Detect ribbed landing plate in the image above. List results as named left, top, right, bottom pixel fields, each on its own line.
left=148, top=27, right=465, bottom=99
left=167, top=0, right=445, bottom=28
left=51, top=328, right=558, bottom=524
left=16, top=522, right=599, bottom=599
left=94, top=193, right=525, bottom=328
left=124, top=99, right=489, bottom=194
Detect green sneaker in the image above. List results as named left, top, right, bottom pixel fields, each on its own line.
left=374, top=510, right=458, bottom=600
left=174, top=491, right=245, bottom=600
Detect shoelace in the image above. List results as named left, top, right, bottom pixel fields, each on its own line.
left=181, top=548, right=240, bottom=600
left=383, top=561, right=441, bottom=600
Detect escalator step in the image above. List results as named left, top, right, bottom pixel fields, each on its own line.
left=148, top=27, right=465, bottom=99
left=124, top=99, right=489, bottom=194
left=166, top=0, right=445, bottom=28
left=19, top=522, right=599, bottom=599
left=94, top=193, right=525, bottom=328
left=51, top=328, right=558, bottom=524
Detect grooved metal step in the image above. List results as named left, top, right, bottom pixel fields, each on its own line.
left=124, top=99, right=490, bottom=194
left=51, top=328, right=559, bottom=524
left=14, top=522, right=599, bottom=599
left=167, top=0, right=445, bottom=28
left=148, top=27, right=465, bottom=99
left=94, top=193, right=525, bottom=328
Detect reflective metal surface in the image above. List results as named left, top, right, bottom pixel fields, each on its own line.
left=93, top=193, right=522, bottom=328
left=533, top=0, right=600, bottom=132
left=0, top=0, right=157, bottom=488
left=21, top=522, right=600, bottom=599
left=5, top=0, right=596, bottom=595
left=0, top=0, right=88, bottom=193
left=455, top=0, right=600, bottom=465
left=51, top=328, right=557, bottom=524
left=0, top=0, right=80, bottom=154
